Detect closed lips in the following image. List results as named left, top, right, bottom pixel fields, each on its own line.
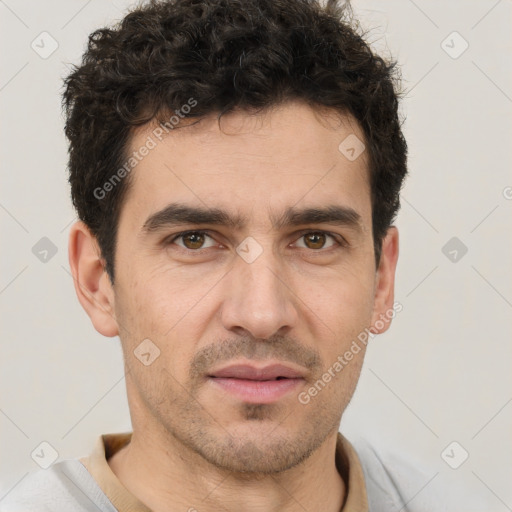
left=208, top=364, right=305, bottom=381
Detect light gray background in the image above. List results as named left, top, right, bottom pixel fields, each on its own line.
left=1, top=0, right=511, bottom=509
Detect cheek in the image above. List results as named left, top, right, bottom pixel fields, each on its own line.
left=120, top=277, right=211, bottom=376
left=122, top=269, right=195, bottom=336
left=296, top=276, right=375, bottom=379
left=298, top=266, right=375, bottom=329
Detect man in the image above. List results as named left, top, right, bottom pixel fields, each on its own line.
left=1, top=0, right=412, bottom=510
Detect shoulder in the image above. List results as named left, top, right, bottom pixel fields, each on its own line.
left=350, top=437, right=496, bottom=512
left=0, top=459, right=116, bottom=512
left=350, top=437, right=466, bottom=512
left=351, top=437, right=435, bottom=512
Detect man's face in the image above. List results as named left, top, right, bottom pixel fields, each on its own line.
left=98, top=101, right=394, bottom=473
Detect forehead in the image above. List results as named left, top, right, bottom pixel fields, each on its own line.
left=119, top=101, right=371, bottom=231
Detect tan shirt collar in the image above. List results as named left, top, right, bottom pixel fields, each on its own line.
left=79, top=432, right=368, bottom=511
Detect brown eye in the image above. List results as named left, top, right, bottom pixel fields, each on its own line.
left=171, top=231, right=216, bottom=250
left=182, top=232, right=205, bottom=249
left=304, top=232, right=326, bottom=249
left=296, top=232, right=338, bottom=250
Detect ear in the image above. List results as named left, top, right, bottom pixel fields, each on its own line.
left=68, top=221, right=119, bottom=337
left=369, top=226, right=399, bottom=334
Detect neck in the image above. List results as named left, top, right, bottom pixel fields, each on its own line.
left=108, top=427, right=346, bottom=512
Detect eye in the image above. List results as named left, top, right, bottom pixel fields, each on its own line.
left=170, top=230, right=217, bottom=250
left=294, top=231, right=340, bottom=250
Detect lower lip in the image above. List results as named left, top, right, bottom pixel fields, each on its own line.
left=209, top=377, right=303, bottom=404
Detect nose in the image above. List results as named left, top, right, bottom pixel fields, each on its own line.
left=220, top=250, right=299, bottom=340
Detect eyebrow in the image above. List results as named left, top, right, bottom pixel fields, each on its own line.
left=140, top=202, right=363, bottom=235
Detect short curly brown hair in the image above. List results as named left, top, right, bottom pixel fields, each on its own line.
left=63, top=0, right=407, bottom=282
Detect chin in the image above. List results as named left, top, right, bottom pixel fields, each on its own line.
left=185, top=422, right=323, bottom=475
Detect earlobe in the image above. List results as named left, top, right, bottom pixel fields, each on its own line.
left=370, top=227, right=399, bottom=335
left=68, top=221, right=119, bottom=337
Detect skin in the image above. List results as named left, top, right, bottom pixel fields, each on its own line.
left=68, top=100, right=399, bottom=512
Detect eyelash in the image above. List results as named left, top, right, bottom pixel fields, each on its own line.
left=166, top=230, right=347, bottom=252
